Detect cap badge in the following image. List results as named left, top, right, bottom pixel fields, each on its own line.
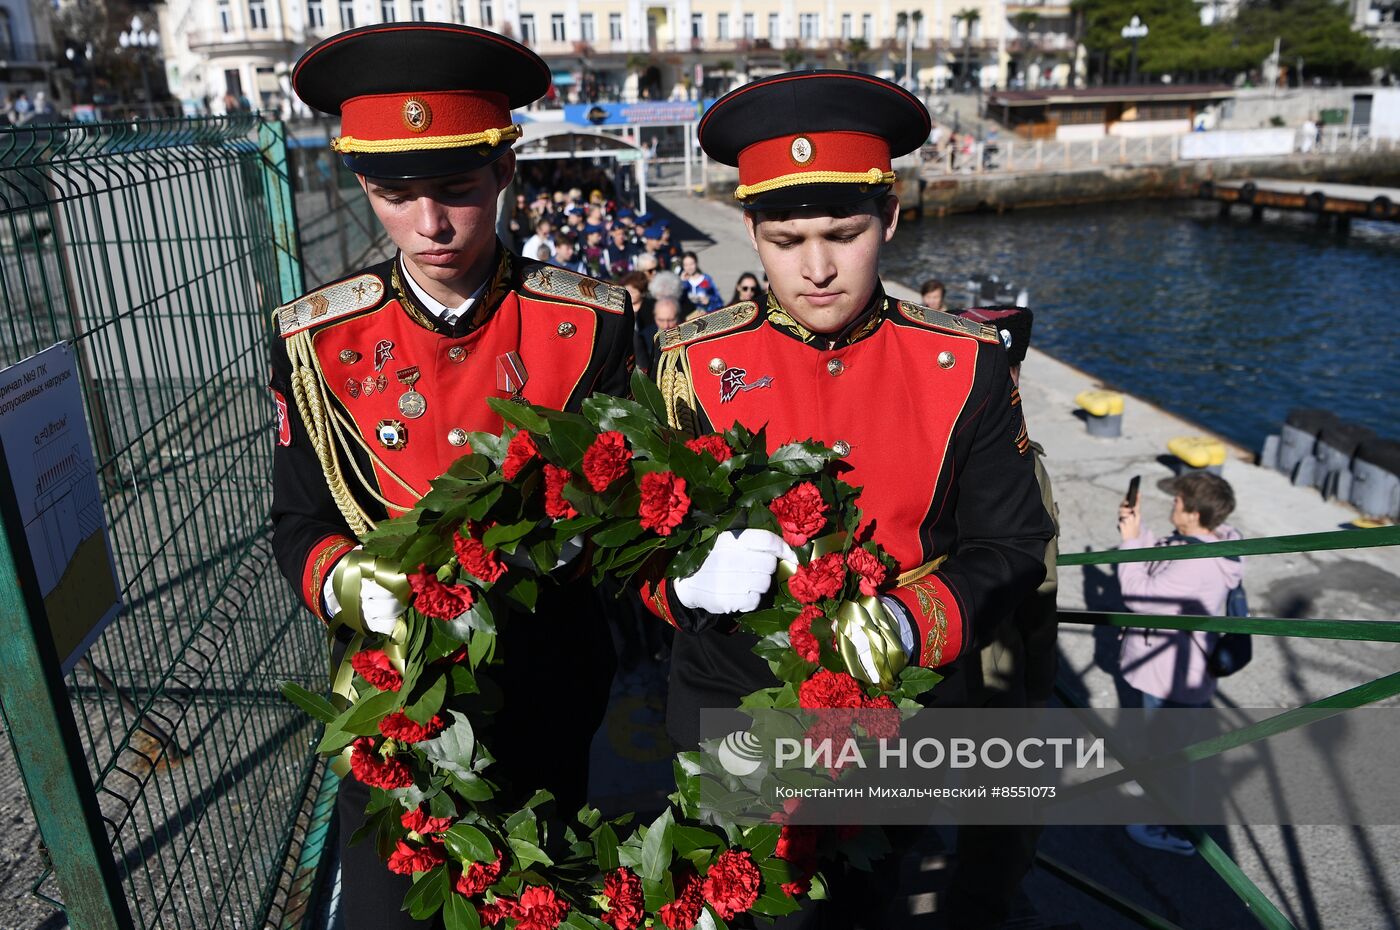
left=719, top=367, right=774, bottom=403
left=402, top=97, right=433, bottom=133
left=789, top=136, right=814, bottom=166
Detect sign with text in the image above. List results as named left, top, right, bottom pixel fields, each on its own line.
left=0, top=344, right=121, bottom=673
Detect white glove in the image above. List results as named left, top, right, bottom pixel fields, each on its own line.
left=672, top=529, right=798, bottom=614
left=323, top=546, right=407, bottom=634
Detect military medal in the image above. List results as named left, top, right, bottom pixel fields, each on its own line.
left=718, top=367, right=774, bottom=403
left=374, top=339, right=395, bottom=372
left=376, top=419, right=407, bottom=450
left=375, top=373, right=389, bottom=394
left=346, top=378, right=361, bottom=399
left=396, top=366, right=426, bottom=419
left=362, top=375, right=377, bottom=396
left=496, top=352, right=528, bottom=403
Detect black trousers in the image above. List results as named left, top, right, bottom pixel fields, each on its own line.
left=335, top=582, right=615, bottom=930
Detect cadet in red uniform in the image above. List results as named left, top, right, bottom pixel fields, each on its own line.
left=645, top=72, right=1054, bottom=926
left=269, top=24, right=632, bottom=930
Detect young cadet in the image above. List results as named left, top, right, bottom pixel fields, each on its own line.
left=644, top=72, right=1055, bottom=925
left=268, top=24, right=632, bottom=930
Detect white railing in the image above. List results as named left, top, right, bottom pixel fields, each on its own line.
left=922, top=125, right=1398, bottom=177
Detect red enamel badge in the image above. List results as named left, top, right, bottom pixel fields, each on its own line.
left=273, top=389, right=291, bottom=446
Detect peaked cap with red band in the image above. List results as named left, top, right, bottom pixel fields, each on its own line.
left=698, top=70, right=930, bottom=210
left=292, top=23, right=549, bottom=179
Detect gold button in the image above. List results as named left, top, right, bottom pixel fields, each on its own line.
left=708, top=357, right=726, bottom=375
left=827, top=358, right=845, bottom=376
left=447, top=428, right=469, bottom=447
left=447, top=345, right=467, bottom=362
left=937, top=351, right=955, bottom=369
left=339, top=349, right=359, bottom=364
left=558, top=322, right=576, bottom=338
left=832, top=440, right=851, bottom=456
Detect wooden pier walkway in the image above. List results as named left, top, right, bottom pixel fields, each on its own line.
left=1200, top=177, right=1400, bottom=225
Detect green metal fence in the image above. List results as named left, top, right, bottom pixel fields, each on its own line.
left=0, top=115, right=338, bottom=929
left=1045, top=525, right=1400, bottom=930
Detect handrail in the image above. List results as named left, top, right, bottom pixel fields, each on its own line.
left=1058, top=525, right=1400, bottom=566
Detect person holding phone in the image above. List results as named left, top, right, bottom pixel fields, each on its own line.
left=1116, top=471, right=1243, bottom=854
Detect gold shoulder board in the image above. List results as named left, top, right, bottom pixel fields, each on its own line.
left=520, top=264, right=628, bottom=315
left=276, top=273, right=386, bottom=337
left=896, top=300, right=999, bottom=344
left=658, top=300, right=760, bottom=351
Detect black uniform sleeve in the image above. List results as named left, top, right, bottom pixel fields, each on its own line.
left=269, top=331, right=357, bottom=621
left=889, top=346, right=1054, bottom=665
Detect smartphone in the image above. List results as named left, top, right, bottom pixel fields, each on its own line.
left=1125, top=475, right=1141, bottom=508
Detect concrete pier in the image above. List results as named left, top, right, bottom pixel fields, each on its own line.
left=649, top=188, right=1400, bottom=930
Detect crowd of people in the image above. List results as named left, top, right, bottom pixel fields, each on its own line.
left=505, top=164, right=766, bottom=375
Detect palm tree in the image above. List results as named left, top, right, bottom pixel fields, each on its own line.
left=781, top=45, right=806, bottom=71
left=1010, top=11, right=1040, bottom=85
left=953, top=8, right=981, bottom=89
left=843, top=36, right=871, bottom=72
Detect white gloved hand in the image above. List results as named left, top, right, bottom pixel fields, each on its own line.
left=323, top=546, right=407, bottom=634
left=672, top=529, right=798, bottom=615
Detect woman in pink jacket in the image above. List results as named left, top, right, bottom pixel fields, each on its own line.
left=1116, top=472, right=1242, bottom=854
left=1117, top=472, right=1243, bottom=708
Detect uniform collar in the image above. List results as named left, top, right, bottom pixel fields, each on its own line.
left=392, top=244, right=515, bottom=337
left=763, top=287, right=887, bottom=350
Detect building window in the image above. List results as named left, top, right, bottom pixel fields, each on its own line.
left=717, top=12, right=729, bottom=39
left=247, top=0, right=268, bottom=29
left=219, top=0, right=233, bottom=32
left=339, top=0, right=354, bottom=27
left=381, top=0, right=396, bottom=23
left=742, top=12, right=754, bottom=38
left=519, top=13, right=536, bottom=43
left=411, top=0, right=425, bottom=21
left=799, top=12, right=818, bottom=39
left=691, top=12, right=703, bottom=39
left=308, top=0, right=324, bottom=27
left=609, top=12, right=622, bottom=40
left=768, top=12, right=779, bottom=39
left=550, top=12, right=565, bottom=40
left=479, top=0, right=492, bottom=26
left=580, top=12, right=594, bottom=40
left=840, top=13, right=851, bottom=38
left=861, top=13, right=872, bottom=38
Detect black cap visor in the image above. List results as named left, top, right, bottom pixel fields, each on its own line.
left=741, top=182, right=892, bottom=213
left=344, top=141, right=514, bottom=180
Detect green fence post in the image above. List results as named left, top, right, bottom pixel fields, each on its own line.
left=259, top=118, right=306, bottom=303
left=0, top=479, right=134, bottom=930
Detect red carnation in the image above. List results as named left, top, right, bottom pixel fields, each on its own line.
left=658, top=870, right=705, bottom=930
left=349, top=649, right=402, bottom=692
left=601, top=867, right=645, bottom=930
left=788, top=606, right=823, bottom=663
left=769, top=482, right=828, bottom=547
left=401, top=806, right=453, bottom=836
left=408, top=568, right=475, bottom=620
left=348, top=737, right=415, bottom=789
left=386, top=839, right=445, bottom=875
left=702, top=849, right=762, bottom=920
left=786, top=552, right=847, bottom=604
left=685, top=434, right=733, bottom=463
left=846, top=547, right=889, bottom=596
left=583, top=430, right=632, bottom=492
left=502, top=431, right=539, bottom=481
left=856, top=694, right=901, bottom=742
left=454, top=532, right=506, bottom=583
left=543, top=464, right=579, bottom=519
left=479, top=897, right=512, bottom=926
left=454, top=848, right=505, bottom=898
left=638, top=471, right=691, bottom=536
left=798, top=668, right=866, bottom=710
left=379, top=711, right=446, bottom=744
left=512, top=885, right=570, bottom=930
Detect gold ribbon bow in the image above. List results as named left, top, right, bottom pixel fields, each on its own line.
left=775, top=533, right=909, bottom=691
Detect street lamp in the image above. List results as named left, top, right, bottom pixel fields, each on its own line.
left=119, top=15, right=161, bottom=113
left=1121, top=15, right=1148, bottom=85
